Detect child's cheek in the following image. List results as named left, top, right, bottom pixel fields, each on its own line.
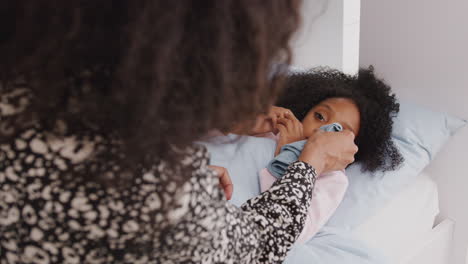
left=302, top=120, right=321, bottom=138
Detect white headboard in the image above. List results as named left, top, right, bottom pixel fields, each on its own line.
left=292, top=0, right=468, bottom=263
left=292, top=0, right=360, bottom=75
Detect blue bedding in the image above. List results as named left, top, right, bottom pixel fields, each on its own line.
left=200, top=134, right=388, bottom=264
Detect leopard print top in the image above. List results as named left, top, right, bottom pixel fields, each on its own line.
left=0, top=86, right=316, bottom=264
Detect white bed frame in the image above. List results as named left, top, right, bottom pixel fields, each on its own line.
left=402, top=219, right=455, bottom=264
left=292, top=1, right=468, bottom=263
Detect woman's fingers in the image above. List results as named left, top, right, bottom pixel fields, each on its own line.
left=208, top=165, right=234, bottom=200
left=298, top=129, right=358, bottom=174
left=342, top=130, right=358, bottom=153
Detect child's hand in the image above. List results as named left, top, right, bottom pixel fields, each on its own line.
left=276, top=112, right=305, bottom=155
left=266, top=106, right=292, bottom=133
left=208, top=165, right=234, bottom=200
left=250, top=106, right=292, bottom=135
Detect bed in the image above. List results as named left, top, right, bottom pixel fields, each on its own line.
left=353, top=172, right=440, bottom=263
left=201, top=131, right=451, bottom=264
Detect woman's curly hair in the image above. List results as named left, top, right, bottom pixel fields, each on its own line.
left=0, top=0, right=302, bottom=184
left=277, top=66, right=403, bottom=172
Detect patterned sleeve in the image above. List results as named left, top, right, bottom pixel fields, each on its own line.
left=241, top=161, right=317, bottom=263
left=159, top=147, right=317, bottom=264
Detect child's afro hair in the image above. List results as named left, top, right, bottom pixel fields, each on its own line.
left=276, top=66, right=403, bottom=172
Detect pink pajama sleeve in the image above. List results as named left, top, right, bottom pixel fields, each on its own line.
left=259, top=168, right=348, bottom=244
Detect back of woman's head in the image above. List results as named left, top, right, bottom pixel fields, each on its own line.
left=0, top=0, right=302, bottom=182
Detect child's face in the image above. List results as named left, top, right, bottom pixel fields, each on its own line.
left=302, top=97, right=360, bottom=137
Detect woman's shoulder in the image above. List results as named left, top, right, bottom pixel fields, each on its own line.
left=0, top=80, right=33, bottom=118
left=0, top=79, right=35, bottom=141
left=178, top=144, right=224, bottom=201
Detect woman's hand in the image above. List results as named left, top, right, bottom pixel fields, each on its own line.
left=208, top=165, right=233, bottom=200
left=250, top=106, right=292, bottom=135
left=275, top=112, right=305, bottom=155
left=298, top=130, right=358, bottom=175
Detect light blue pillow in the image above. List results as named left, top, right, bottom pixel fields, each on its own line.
left=325, top=100, right=467, bottom=229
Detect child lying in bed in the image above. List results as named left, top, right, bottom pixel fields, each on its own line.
left=255, top=66, right=403, bottom=243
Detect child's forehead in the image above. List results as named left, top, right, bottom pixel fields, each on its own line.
left=315, top=97, right=357, bottom=109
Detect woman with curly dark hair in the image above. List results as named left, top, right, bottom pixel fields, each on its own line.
left=257, top=67, right=403, bottom=243
left=0, top=1, right=358, bottom=263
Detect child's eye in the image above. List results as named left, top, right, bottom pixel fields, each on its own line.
left=314, top=112, right=325, bottom=121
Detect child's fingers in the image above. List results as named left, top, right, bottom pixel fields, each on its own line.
left=277, top=117, right=292, bottom=126
left=209, top=165, right=234, bottom=200
left=294, top=121, right=304, bottom=135
left=284, top=111, right=300, bottom=122
left=219, top=173, right=233, bottom=200
left=276, top=123, right=287, bottom=130
left=272, top=106, right=291, bottom=119
left=277, top=118, right=293, bottom=132
left=288, top=113, right=303, bottom=134
left=276, top=123, right=288, bottom=134
left=279, top=109, right=289, bottom=119
left=269, top=114, right=278, bottom=129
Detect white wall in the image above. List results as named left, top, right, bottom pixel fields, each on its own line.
left=291, top=0, right=360, bottom=75
left=359, top=1, right=468, bottom=263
